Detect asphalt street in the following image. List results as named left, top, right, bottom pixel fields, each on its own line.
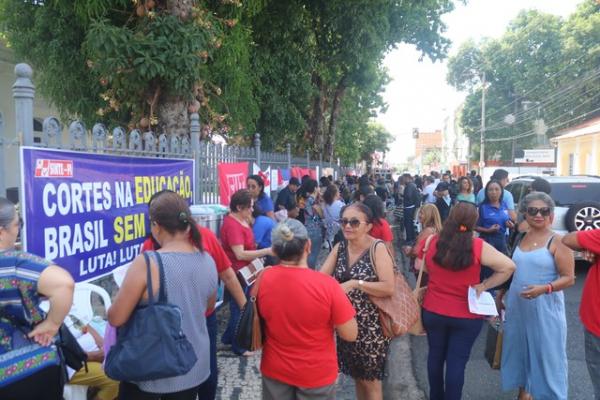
left=410, top=262, right=595, bottom=400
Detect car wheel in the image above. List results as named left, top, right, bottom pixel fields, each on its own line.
left=565, top=202, right=600, bottom=231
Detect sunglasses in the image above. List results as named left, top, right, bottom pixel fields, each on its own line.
left=526, top=207, right=552, bottom=217
left=340, top=218, right=366, bottom=228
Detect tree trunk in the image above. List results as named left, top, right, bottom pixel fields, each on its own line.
left=155, top=0, right=193, bottom=135
left=307, top=73, right=326, bottom=153
left=325, top=77, right=347, bottom=163
left=157, top=97, right=189, bottom=136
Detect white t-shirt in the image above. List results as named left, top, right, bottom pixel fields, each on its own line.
left=423, top=183, right=437, bottom=203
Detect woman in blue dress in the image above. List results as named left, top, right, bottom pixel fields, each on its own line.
left=299, top=179, right=323, bottom=269
left=501, top=192, right=575, bottom=400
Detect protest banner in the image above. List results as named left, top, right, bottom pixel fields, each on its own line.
left=20, top=147, right=195, bottom=282
left=291, top=167, right=317, bottom=180
left=218, top=162, right=249, bottom=206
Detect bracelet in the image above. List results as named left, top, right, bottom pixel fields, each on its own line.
left=546, top=283, right=553, bottom=294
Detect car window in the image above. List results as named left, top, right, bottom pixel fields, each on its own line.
left=506, top=182, right=525, bottom=204
left=550, top=182, right=600, bottom=207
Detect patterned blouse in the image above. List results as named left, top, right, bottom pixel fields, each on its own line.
left=0, top=249, right=51, bottom=354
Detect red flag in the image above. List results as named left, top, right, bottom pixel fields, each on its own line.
left=218, top=162, right=249, bottom=206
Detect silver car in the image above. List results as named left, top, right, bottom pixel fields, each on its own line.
left=506, top=175, right=600, bottom=259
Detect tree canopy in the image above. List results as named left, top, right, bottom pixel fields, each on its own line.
left=1, top=0, right=457, bottom=164
left=447, top=0, right=600, bottom=161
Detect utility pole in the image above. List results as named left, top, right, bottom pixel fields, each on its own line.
left=511, top=94, right=518, bottom=165
left=479, top=72, right=486, bottom=174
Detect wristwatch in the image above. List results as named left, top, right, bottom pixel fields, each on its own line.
left=358, top=279, right=365, bottom=289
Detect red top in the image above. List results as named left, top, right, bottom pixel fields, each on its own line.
left=220, top=215, right=256, bottom=271
left=370, top=218, right=393, bottom=242
left=578, top=229, right=600, bottom=336
left=421, top=236, right=485, bottom=319
left=258, top=266, right=356, bottom=388
left=141, top=225, right=231, bottom=316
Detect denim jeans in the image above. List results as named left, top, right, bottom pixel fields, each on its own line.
left=585, top=329, right=600, bottom=400
left=480, top=232, right=508, bottom=285
left=422, top=309, right=483, bottom=400
left=307, top=227, right=323, bottom=270
left=403, top=207, right=416, bottom=244
left=197, top=312, right=217, bottom=400
left=221, top=287, right=249, bottom=355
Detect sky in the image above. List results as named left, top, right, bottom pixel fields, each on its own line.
left=379, top=0, right=581, bottom=164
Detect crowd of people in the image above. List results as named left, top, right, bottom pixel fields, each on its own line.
left=1, top=166, right=599, bottom=400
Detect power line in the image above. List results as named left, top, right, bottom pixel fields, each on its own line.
left=482, top=52, right=590, bottom=123
left=481, top=68, right=600, bottom=133
left=486, top=97, right=600, bottom=143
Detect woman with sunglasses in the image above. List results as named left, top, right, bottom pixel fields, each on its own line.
left=247, top=175, right=275, bottom=220
left=501, top=192, right=574, bottom=400
left=0, top=197, right=74, bottom=400
left=320, top=203, right=395, bottom=400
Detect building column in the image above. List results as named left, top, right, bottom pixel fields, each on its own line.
left=574, top=137, right=581, bottom=175
left=591, top=134, right=599, bottom=175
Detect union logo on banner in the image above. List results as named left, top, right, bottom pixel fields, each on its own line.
left=34, top=159, right=74, bottom=178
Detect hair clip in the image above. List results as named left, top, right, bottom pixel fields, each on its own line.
left=458, top=224, right=468, bottom=232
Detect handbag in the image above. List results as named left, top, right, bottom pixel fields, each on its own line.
left=408, top=234, right=434, bottom=335
left=366, top=241, right=420, bottom=338
left=484, top=319, right=503, bottom=369
left=104, top=252, right=198, bottom=381
left=234, top=268, right=270, bottom=351
left=57, top=324, right=88, bottom=372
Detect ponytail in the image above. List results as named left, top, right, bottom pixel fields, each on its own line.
left=188, top=221, right=203, bottom=252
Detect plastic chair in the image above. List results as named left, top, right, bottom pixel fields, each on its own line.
left=70, top=282, right=112, bottom=323
left=63, top=384, right=88, bottom=400
left=40, top=283, right=112, bottom=400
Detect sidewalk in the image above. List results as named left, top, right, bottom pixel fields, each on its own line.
left=215, top=334, right=425, bottom=400
left=215, top=231, right=426, bottom=399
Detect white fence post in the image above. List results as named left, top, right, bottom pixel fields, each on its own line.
left=254, top=133, right=261, bottom=169
left=190, top=112, right=201, bottom=203
left=0, top=112, right=4, bottom=196
left=13, top=63, right=35, bottom=146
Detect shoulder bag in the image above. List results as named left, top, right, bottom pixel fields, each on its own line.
left=484, top=318, right=503, bottom=369
left=104, top=252, right=197, bottom=382
left=408, top=234, right=434, bottom=335
left=234, top=267, right=270, bottom=351
left=366, top=240, right=419, bottom=338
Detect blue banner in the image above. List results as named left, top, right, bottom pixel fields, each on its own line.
left=20, top=147, right=195, bottom=282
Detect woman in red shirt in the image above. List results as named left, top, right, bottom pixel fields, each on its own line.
left=421, top=202, right=514, bottom=400
left=362, top=194, right=395, bottom=258
left=258, top=219, right=357, bottom=399
left=220, top=189, right=272, bottom=356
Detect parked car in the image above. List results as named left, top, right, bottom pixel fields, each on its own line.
left=506, top=175, right=600, bottom=259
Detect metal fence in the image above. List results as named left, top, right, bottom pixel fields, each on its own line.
left=3, top=63, right=347, bottom=204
